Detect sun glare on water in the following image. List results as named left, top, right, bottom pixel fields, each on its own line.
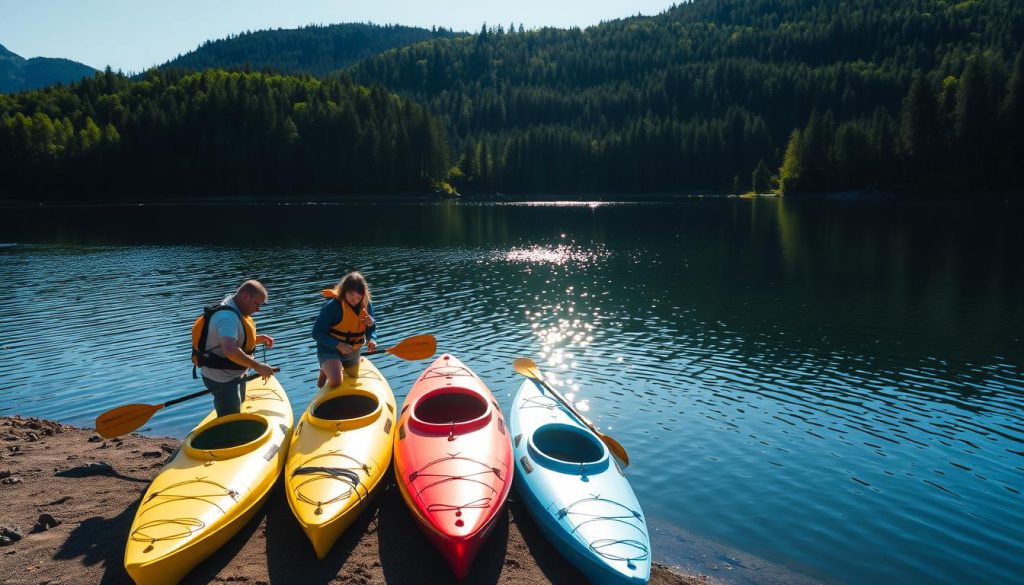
left=501, top=244, right=610, bottom=266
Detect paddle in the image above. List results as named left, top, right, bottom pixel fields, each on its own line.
left=317, top=334, right=437, bottom=387
left=513, top=357, right=630, bottom=467
left=364, top=334, right=436, bottom=360
left=95, top=368, right=280, bottom=439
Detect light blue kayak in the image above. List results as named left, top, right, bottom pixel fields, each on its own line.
left=510, top=378, right=651, bottom=585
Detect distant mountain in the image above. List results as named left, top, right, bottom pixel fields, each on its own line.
left=0, top=43, right=96, bottom=93
left=159, top=22, right=466, bottom=76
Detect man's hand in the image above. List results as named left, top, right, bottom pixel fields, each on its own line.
left=256, top=334, right=274, bottom=349
left=253, top=362, right=275, bottom=380
left=367, top=340, right=377, bottom=352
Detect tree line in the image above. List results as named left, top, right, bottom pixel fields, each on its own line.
left=2, top=0, right=1022, bottom=199
left=779, top=49, right=1024, bottom=194
left=0, top=68, right=449, bottom=200
left=160, top=23, right=464, bottom=78
left=346, top=0, right=1023, bottom=194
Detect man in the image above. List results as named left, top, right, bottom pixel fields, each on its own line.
left=198, top=279, right=276, bottom=416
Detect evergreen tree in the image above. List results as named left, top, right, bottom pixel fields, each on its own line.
left=899, top=73, right=940, bottom=186
left=777, top=129, right=804, bottom=196
left=752, top=159, right=771, bottom=193
left=1002, top=49, right=1024, bottom=187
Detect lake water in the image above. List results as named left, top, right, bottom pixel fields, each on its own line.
left=1, top=197, right=1021, bottom=584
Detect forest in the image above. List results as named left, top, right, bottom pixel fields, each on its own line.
left=160, top=23, right=464, bottom=77
left=0, top=69, right=449, bottom=198
left=2, top=0, right=1022, bottom=199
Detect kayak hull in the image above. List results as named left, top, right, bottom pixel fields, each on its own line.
left=124, top=375, right=293, bottom=585
left=285, top=357, right=396, bottom=558
left=393, top=354, right=514, bottom=579
left=510, top=378, right=650, bottom=585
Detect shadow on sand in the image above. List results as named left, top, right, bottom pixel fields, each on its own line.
left=53, top=487, right=145, bottom=585
left=54, top=474, right=592, bottom=585
left=264, top=476, right=384, bottom=584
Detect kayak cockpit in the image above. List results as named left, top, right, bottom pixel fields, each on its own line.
left=185, top=413, right=270, bottom=460
left=408, top=386, right=492, bottom=435
left=308, top=390, right=381, bottom=431
left=528, top=422, right=610, bottom=475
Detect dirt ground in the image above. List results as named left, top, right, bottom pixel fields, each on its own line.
left=0, top=416, right=710, bottom=584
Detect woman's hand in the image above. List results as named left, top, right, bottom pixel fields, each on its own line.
left=359, top=308, right=375, bottom=327
left=367, top=340, right=377, bottom=352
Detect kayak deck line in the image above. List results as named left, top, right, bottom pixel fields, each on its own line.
left=124, top=375, right=293, bottom=585
left=510, top=377, right=651, bottom=585
left=394, top=353, right=514, bottom=579
left=285, top=356, right=397, bottom=558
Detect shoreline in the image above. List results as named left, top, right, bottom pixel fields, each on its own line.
left=0, top=415, right=709, bottom=584
left=2, top=187, right=1022, bottom=209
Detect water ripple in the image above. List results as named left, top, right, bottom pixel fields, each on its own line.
left=2, top=201, right=1023, bottom=585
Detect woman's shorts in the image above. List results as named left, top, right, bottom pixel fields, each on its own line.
left=317, top=347, right=360, bottom=369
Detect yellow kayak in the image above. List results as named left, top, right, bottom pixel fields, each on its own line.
left=285, top=356, right=396, bottom=558
left=124, top=375, right=293, bottom=585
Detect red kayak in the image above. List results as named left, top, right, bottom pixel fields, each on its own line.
left=394, top=354, right=514, bottom=579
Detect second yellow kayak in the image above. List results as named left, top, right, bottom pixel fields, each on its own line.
left=285, top=356, right=397, bottom=558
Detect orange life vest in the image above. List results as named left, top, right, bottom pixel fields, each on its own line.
left=322, top=288, right=367, bottom=349
left=190, top=304, right=257, bottom=377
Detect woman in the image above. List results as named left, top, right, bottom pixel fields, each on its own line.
left=312, top=271, right=376, bottom=388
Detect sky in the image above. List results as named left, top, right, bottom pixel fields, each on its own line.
left=1, top=0, right=677, bottom=73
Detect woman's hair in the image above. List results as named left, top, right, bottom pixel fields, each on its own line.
left=333, top=271, right=371, bottom=310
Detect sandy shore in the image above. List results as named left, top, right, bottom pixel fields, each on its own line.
left=0, top=416, right=708, bottom=584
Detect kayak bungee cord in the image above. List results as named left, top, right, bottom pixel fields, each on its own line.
left=141, top=477, right=239, bottom=512
left=130, top=518, right=205, bottom=552
left=130, top=477, right=242, bottom=550
left=407, top=452, right=504, bottom=512
left=291, top=451, right=372, bottom=515
left=420, top=365, right=474, bottom=380
left=520, top=394, right=558, bottom=411
left=425, top=496, right=494, bottom=514
left=245, top=386, right=286, bottom=405
left=556, top=495, right=650, bottom=566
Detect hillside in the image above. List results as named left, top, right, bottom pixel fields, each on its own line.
left=346, top=0, right=1023, bottom=194
left=0, top=43, right=96, bottom=93
left=3, top=0, right=1022, bottom=198
left=159, top=23, right=465, bottom=77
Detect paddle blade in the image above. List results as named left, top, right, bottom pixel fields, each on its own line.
left=513, top=357, right=541, bottom=380
left=514, top=356, right=630, bottom=467
left=95, top=403, right=161, bottom=439
left=385, top=334, right=437, bottom=361
left=601, top=434, right=630, bottom=467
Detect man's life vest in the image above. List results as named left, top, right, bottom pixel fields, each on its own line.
left=190, top=304, right=257, bottom=378
left=321, top=289, right=368, bottom=349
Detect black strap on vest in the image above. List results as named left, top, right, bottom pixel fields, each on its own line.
left=192, top=304, right=248, bottom=378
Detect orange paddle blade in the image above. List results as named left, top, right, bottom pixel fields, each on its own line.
left=95, top=403, right=162, bottom=439
left=384, top=334, right=437, bottom=361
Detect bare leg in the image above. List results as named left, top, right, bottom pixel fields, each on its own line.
left=320, top=359, right=343, bottom=388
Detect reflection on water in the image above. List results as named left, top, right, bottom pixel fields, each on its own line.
left=0, top=198, right=1022, bottom=584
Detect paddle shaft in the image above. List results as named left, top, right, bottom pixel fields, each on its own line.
left=163, top=370, right=266, bottom=408
left=530, top=370, right=598, bottom=429
left=336, top=334, right=435, bottom=360
left=514, top=357, right=630, bottom=466
left=95, top=369, right=279, bottom=438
